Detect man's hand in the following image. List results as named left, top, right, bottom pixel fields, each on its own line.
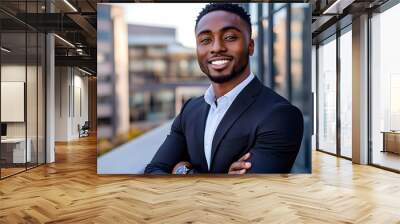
left=228, top=153, right=251, bottom=174
left=172, top=161, right=192, bottom=174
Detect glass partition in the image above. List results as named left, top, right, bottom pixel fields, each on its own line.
left=0, top=0, right=46, bottom=179
left=1, top=30, right=28, bottom=177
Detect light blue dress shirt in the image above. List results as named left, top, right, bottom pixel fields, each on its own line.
left=203, top=73, right=255, bottom=170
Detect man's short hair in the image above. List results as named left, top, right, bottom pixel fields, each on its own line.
left=195, top=3, right=252, bottom=37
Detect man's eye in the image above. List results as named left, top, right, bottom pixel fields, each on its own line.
left=225, top=36, right=237, bottom=41
left=201, top=38, right=211, bottom=44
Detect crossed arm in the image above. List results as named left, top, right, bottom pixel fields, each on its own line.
left=144, top=103, right=303, bottom=174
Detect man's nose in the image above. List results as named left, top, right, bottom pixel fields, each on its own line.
left=210, top=38, right=227, bottom=54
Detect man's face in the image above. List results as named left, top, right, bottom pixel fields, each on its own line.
left=195, top=10, right=254, bottom=84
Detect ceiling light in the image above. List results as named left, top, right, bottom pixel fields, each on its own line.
left=63, top=0, right=78, bottom=12
left=76, top=48, right=85, bottom=55
left=322, top=0, right=354, bottom=15
left=54, top=34, right=75, bottom=48
left=78, top=67, right=92, bottom=76
left=1, top=47, right=11, bottom=53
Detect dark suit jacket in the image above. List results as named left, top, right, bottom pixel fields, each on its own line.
left=144, top=77, right=304, bottom=174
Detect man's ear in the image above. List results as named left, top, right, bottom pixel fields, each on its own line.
left=248, top=38, right=255, bottom=56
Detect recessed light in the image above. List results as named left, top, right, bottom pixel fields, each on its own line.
left=63, top=0, right=78, bottom=12
left=78, top=67, right=92, bottom=76
left=54, top=34, right=75, bottom=48
left=1, top=47, right=11, bottom=53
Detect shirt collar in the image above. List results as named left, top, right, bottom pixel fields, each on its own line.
left=204, top=73, right=255, bottom=107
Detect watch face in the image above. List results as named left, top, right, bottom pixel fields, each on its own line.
left=175, top=165, right=189, bottom=174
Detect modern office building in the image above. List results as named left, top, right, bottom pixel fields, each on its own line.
left=128, top=24, right=208, bottom=130
left=242, top=3, right=313, bottom=172
left=97, top=4, right=129, bottom=140
left=1, top=1, right=400, bottom=223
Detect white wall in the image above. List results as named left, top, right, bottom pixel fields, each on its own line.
left=1, top=66, right=26, bottom=133
left=55, top=67, right=89, bottom=141
left=55, top=66, right=66, bottom=141
left=72, top=72, right=89, bottom=138
left=1, top=65, right=37, bottom=138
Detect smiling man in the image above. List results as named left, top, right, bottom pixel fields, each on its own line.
left=144, top=3, right=304, bottom=174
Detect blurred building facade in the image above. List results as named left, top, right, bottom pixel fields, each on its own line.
left=97, top=4, right=130, bottom=140
left=242, top=3, right=312, bottom=173
left=128, top=24, right=208, bottom=130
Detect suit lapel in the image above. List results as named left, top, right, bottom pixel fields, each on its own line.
left=196, top=101, right=210, bottom=171
left=210, top=78, right=263, bottom=170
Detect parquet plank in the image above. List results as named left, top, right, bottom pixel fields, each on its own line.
left=0, top=134, right=399, bottom=223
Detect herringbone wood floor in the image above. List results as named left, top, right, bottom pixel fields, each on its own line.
left=1, top=134, right=400, bottom=223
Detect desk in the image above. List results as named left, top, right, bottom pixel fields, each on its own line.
left=1, top=138, right=31, bottom=163
left=382, top=131, right=400, bottom=154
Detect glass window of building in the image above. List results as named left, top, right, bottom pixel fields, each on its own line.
left=339, top=27, right=352, bottom=158
left=317, top=35, right=337, bottom=155
left=272, top=6, right=288, bottom=99
left=371, top=3, right=400, bottom=171
left=291, top=4, right=307, bottom=105
left=249, top=3, right=260, bottom=78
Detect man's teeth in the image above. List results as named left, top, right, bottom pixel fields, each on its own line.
left=211, top=60, right=229, bottom=65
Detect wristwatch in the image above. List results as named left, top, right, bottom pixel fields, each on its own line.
left=175, top=165, right=194, bottom=174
